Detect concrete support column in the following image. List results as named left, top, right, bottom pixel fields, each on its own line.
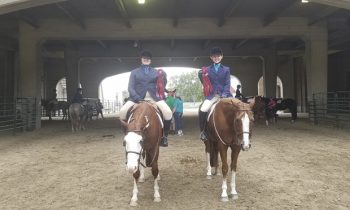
left=305, top=26, right=328, bottom=99
left=64, top=46, right=79, bottom=102
left=18, top=26, right=42, bottom=129
left=263, top=47, right=278, bottom=97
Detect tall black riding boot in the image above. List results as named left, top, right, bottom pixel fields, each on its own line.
left=199, top=111, right=208, bottom=141
left=160, top=119, right=171, bottom=147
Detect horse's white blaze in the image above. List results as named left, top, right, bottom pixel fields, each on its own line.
left=124, top=132, right=143, bottom=173
left=241, top=113, right=250, bottom=151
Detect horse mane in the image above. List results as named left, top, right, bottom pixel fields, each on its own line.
left=219, top=98, right=252, bottom=111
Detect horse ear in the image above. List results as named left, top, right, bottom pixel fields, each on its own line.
left=249, top=97, right=256, bottom=109
left=120, top=119, right=128, bottom=128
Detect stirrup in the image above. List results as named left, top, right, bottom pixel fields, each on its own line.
left=160, top=136, right=168, bottom=147
left=200, top=131, right=208, bottom=142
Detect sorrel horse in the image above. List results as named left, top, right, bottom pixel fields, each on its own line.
left=120, top=101, right=163, bottom=206
left=203, top=98, right=254, bottom=202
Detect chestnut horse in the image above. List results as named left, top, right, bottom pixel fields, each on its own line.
left=203, top=98, right=254, bottom=202
left=120, top=101, right=163, bottom=206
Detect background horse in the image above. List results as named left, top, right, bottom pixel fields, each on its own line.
left=68, top=103, right=88, bottom=132
left=266, top=98, right=297, bottom=123
left=203, top=98, right=254, bottom=202
left=120, top=102, right=163, bottom=206
left=41, top=99, right=69, bottom=120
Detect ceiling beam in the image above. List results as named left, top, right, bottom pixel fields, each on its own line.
left=218, top=0, right=242, bottom=27
left=96, top=40, right=108, bottom=50
left=172, top=0, right=184, bottom=27
left=114, top=0, right=131, bottom=28
left=234, top=39, right=249, bottom=49
left=56, top=2, right=85, bottom=30
left=308, top=7, right=340, bottom=26
left=0, top=0, right=67, bottom=15
left=16, top=11, right=39, bottom=29
left=310, top=0, right=350, bottom=10
left=263, top=0, right=297, bottom=27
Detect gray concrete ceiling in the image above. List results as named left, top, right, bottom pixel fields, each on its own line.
left=1, top=0, right=350, bottom=54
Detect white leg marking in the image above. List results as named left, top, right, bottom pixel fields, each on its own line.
left=221, top=178, right=229, bottom=202
left=153, top=178, right=161, bottom=202
left=230, top=171, right=238, bottom=199
left=130, top=178, right=138, bottom=206
left=206, top=152, right=212, bottom=178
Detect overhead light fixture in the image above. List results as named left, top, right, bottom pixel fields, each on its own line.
left=301, top=0, right=309, bottom=3
left=138, top=0, right=145, bottom=4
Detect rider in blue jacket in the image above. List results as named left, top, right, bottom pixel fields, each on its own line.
left=119, top=50, right=172, bottom=147
left=198, top=47, right=233, bottom=141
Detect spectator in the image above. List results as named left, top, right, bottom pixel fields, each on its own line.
left=165, top=88, right=176, bottom=134
left=173, top=96, right=184, bottom=136
left=235, top=84, right=242, bottom=99
left=96, top=99, right=104, bottom=120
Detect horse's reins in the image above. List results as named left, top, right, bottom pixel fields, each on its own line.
left=212, top=105, right=251, bottom=146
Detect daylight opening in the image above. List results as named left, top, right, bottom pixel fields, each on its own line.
left=257, top=76, right=283, bottom=97
left=99, top=67, right=241, bottom=112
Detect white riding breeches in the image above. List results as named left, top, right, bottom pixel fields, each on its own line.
left=200, top=95, right=220, bottom=112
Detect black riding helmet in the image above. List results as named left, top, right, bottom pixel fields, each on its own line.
left=210, top=47, right=223, bottom=56
left=140, top=50, right=152, bottom=59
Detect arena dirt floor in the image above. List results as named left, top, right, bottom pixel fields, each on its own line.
left=0, top=115, right=349, bottom=210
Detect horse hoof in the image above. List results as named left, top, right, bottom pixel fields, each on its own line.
left=220, top=197, right=229, bottom=202
left=154, top=197, right=161, bottom=202
left=206, top=175, right=212, bottom=180
left=130, top=201, right=138, bottom=206
left=229, top=194, right=238, bottom=200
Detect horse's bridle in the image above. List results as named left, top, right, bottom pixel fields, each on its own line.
left=123, top=114, right=160, bottom=168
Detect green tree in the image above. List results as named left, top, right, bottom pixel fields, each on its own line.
left=168, top=71, right=204, bottom=102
